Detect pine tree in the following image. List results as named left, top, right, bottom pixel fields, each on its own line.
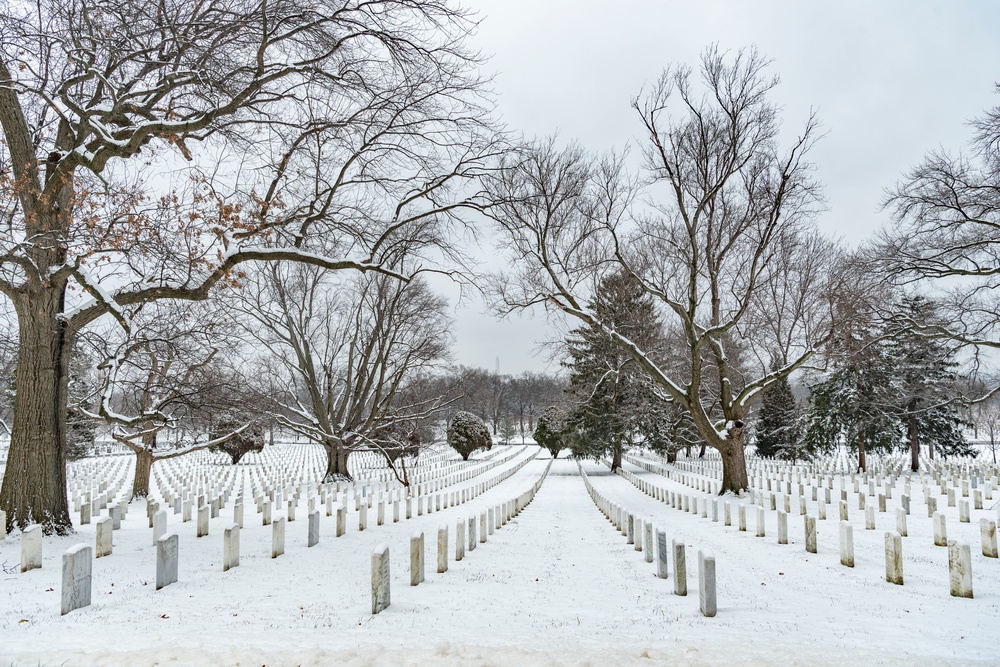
left=805, top=296, right=973, bottom=472
left=65, top=343, right=97, bottom=461
left=754, top=371, right=802, bottom=460
left=889, top=296, right=973, bottom=470
left=804, top=329, right=902, bottom=472
left=563, top=270, right=664, bottom=470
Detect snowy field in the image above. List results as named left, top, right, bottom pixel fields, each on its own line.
left=1, top=444, right=997, bottom=666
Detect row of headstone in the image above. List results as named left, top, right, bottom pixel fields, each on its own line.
left=614, top=451, right=985, bottom=601
left=579, top=462, right=717, bottom=618
left=372, top=458, right=554, bottom=615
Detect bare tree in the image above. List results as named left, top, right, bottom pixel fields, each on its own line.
left=82, top=300, right=254, bottom=499
left=233, top=263, right=453, bottom=485
left=973, top=397, right=1000, bottom=464
left=881, top=86, right=1000, bottom=392
left=483, top=47, right=832, bottom=493
left=0, top=0, right=495, bottom=532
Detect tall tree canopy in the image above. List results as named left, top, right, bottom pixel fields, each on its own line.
left=0, top=0, right=496, bottom=533
left=485, top=47, right=835, bottom=492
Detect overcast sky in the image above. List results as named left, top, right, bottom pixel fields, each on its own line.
left=443, top=0, right=1000, bottom=375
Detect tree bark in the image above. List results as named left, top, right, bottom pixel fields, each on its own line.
left=323, top=445, right=353, bottom=481
left=908, top=412, right=920, bottom=472
left=719, top=431, right=749, bottom=494
left=611, top=442, right=622, bottom=472
left=0, top=289, right=74, bottom=534
left=698, top=442, right=707, bottom=458
left=132, top=448, right=154, bottom=500
left=666, top=449, right=678, bottom=463
left=858, top=438, right=867, bottom=473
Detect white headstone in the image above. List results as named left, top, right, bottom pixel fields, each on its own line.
left=804, top=515, right=817, bottom=554
left=840, top=521, right=854, bottom=567
left=643, top=521, right=654, bottom=563
left=153, top=509, right=167, bottom=545
left=777, top=511, right=788, bottom=545
left=655, top=529, right=669, bottom=579
left=333, top=503, right=346, bottom=537
left=672, top=538, right=687, bottom=596
left=20, top=524, right=42, bottom=572
left=371, top=544, right=391, bottom=614
left=223, top=523, right=240, bottom=571
left=156, top=533, right=178, bottom=590
left=933, top=512, right=947, bottom=547
left=410, top=532, right=424, bottom=586
left=884, top=531, right=904, bottom=585
left=61, top=544, right=92, bottom=615
left=948, top=541, right=973, bottom=599
left=698, top=549, right=717, bottom=618
left=95, top=516, right=113, bottom=558
left=981, top=518, right=998, bottom=558
left=272, top=516, right=285, bottom=558
left=437, top=524, right=448, bottom=573
left=197, top=505, right=209, bottom=538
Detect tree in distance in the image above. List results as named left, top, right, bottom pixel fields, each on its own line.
left=210, top=417, right=266, bottom=465
left=533, top=406, right=565, bottom=459
left=447, top=411, right=491, bottom=461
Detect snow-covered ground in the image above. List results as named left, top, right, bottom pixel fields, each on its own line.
left=0, top=445, right=996, bottom=666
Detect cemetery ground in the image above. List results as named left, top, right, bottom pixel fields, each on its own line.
left=0, top=444, right=996, bottom=666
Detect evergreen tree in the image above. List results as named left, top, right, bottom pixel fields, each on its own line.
left=805, top=296, right=973, bottom=472
left=533, top=406, right=564, bottom=459
left=563, top=270, right=665, bottom=470
left=754, top=371, right=803, bottom=460
left=66, top=343, right=98, bottom=461
left=889, top=296, right=973, bottom=470
left=447, top=411, right=491, bottom=461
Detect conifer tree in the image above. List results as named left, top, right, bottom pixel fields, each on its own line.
left=805, top=296, right=972, bottom=472
left=754, top=371, right=802, bottom=460
left=533, top=406, right=565, bottom=459
left=890, top=296, right=973, bottom=470
left=563, top=270, right=665, bottom=470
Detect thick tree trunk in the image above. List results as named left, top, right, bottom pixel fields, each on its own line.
left=718, top=424, right=749, bottom=494
left=132, top=448, right=154, bottom=500
left=698, top=442, right=706, bottom=458
left=908, top=412, right=920, bottom=472
left=323, top=445, right=353, bottom=481
left=858, top=438, right=867, bottom=473
left=611, top=442, right=622, bottom=472
left=0, top=290, right=73, bottom=534
left=666, top=449, right=678, bottom=463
